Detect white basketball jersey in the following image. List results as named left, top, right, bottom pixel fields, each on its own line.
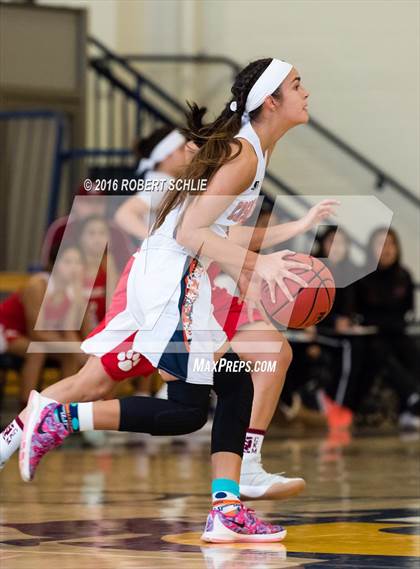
left=211, top=121, right=267, bottom=235
left=154, top=122, right=267, bottom=241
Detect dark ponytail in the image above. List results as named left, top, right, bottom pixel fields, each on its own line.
left=154, top=57, right=283, bottom=231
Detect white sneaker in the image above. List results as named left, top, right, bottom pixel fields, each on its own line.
left=239, top=454, right=306, bottom=500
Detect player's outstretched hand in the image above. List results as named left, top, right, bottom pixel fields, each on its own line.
left=300, top=199, right=340, bottom=232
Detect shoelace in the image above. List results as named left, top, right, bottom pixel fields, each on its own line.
left=241, top=507, right=264, bottom=525
left=242, top=506, right=281, bottom=532
left=219, top=505, right=278, bottom=533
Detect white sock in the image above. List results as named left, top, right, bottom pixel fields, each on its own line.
left=40, top=395, right=58, bottom=407
left=0, top=418, right=23, bottom=463
left=243, top=429, right=265, bottom=457
left=77, top=402, right=94, bottom=431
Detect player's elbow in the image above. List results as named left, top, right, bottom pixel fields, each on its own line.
left=175, top=227, right=197, bottom=251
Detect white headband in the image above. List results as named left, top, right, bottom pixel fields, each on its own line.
left=230, top=58, right=293, bottom=123
left=136, top=130, right=186, bottom=175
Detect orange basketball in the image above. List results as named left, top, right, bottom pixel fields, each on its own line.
left=260, top=253, right=336, bottom=329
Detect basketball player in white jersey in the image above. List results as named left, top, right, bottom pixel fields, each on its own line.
left=115, top=127, right=187, bottom=240
left=19, top=58, right=336, bottom=542
left=114, top=126, right=336, bottom=501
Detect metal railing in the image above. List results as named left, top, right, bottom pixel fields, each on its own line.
left=120, top=49, right=419, bottom=209
left=88, top=36, right=302, bottom=203
left=85, top=38, right=420, bottom=288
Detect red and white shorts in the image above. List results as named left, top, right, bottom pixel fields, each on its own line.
left=86, top=256, right=264, bottom=382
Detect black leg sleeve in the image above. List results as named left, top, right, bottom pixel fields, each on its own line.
left=119, top=380, right=211, bottom=436
left=211, top=351, right=254, bottom=457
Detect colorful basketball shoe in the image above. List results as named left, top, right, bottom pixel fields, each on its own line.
left=201, top=504, right=287, bottom=543
left=19, top=390, right=69, bottom=482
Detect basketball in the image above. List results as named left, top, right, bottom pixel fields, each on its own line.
left=260, top=253, right=336, bottom=329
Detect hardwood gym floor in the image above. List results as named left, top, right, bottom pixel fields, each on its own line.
left=0, top=431, right=419, bottom=568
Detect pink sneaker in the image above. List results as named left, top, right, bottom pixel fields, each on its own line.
left=201, top=504, right=287, bottom=543
left=19, top=390, right=69, bottom=482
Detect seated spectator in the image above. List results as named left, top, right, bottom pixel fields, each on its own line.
left=354, top=227, right=420, bottom=429
left=41, top=184, right=133, bottom=273
left=356, top=227, right=415, bottom=332
left=0, top=246, right=88, bottom=408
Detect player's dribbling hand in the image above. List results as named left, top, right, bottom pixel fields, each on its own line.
left=237, top=270, right=271, bottom=325
left=256, top=250, right=311, bottom=304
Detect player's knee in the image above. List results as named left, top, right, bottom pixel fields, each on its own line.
left=190, top=406, right=209, bottom=432
left=213, top=352, right=246, bottom=394
left=177, top=406, right=208, bottom=434
left=215, top=364, right=253, bottom=426
left=156, top=404, right=208, bottom=436
left=214, top=354, right=253, bottom=411
left=279, top=338, right=293, bottom=368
